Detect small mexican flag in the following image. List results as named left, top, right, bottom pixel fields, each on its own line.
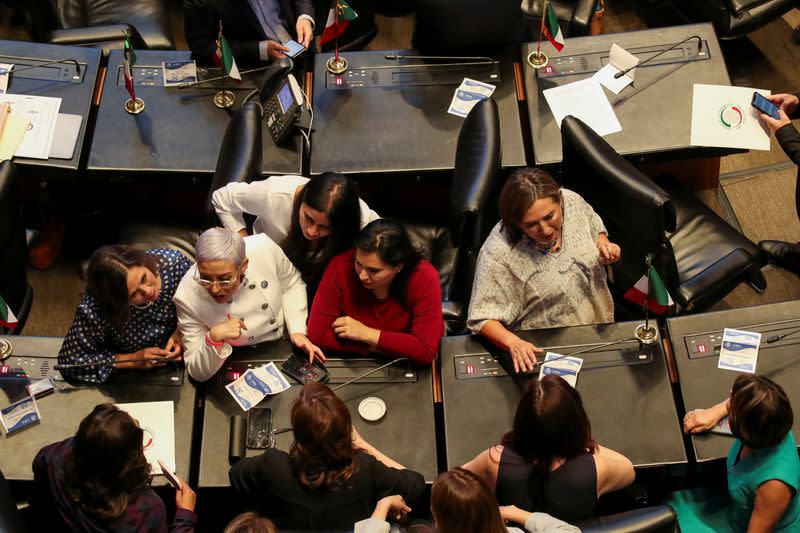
left=213, top=25, right=241, bottom=81
left=624, top=264, right=674, bottom=314
left=543, top=1, right=565, bottom=52
left=320, top=1, right=358, bottom=46
left=0, top=294, right=18, bottom=329
left=122, top=33, right=137, bottom=100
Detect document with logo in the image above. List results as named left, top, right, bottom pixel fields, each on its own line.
left=448, top=78, right=496, bottom=118
left=539, top=352, right=583, bottom=387
left=717, top=328, right=761, bottom=373
left=691, top=84, right=770, bottom=151
left=116, top=401, right=176, bottom=473
left=1, top=396, right=41, bottom=435
left=226, top=362, right=291, bottom=411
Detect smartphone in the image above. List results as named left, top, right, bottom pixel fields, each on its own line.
left=280, top=351, right=329, bottom=385
left=710, top=415, right=733, bottom=436
left=158, top=459, right=183, bottom=490
left=282, top=39, right=307, bottom=59
left=246, top=407, right=273, bottom=449
left=752, top=92, right=781, bottom=120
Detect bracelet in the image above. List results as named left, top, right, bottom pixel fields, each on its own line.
left=205, top=333, right=224, bottom=348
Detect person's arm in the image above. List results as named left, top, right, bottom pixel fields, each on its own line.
left=183, top=0, right=262, bottom=64
left=353, top=427, right=406, bottom=470
left=683, top=398, right=729, bottom=434
left=365, top=451, right=427, bottom=506
left=479, top=321, right=543, bottom=373
left=211, top=181, right=273, bottom=236
left=746, top=480, right=794, bottom=533
left=354, top=495, right=411, bottom=533
left=307, top=256, right=370, bottom=355
left=269, top=237, right=308, bottom=336
left=462, top=446, right=501, bottom=493
left=171, top=476, right=198, bottom=533
left=373, top=266, right=443, bottom=365
left=594, top=445, right=635, bottom=496
left=775, top=122, right=800, bottom=167
left=500, top=506, right=581, bottom=533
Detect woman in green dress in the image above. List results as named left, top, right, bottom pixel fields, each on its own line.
left=669, top=374, right=800, bottom=532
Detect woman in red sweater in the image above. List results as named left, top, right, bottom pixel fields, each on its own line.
left=308, top=219, right=444, bottom=365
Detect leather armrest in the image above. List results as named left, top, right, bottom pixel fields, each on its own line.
left=674, top=248, right=757, bottom=312
left=725, top=0, right=770, bottom=16
left=576, top=505, right=678, bottom=533
left=49, top=24, right=146, bottom=48
left=205, top=101, right=263, bottom=215
left=449, top=98, right=501, bottom=248
left=442, top=299, right=465, bottom=334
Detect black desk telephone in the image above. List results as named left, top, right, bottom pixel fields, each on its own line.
left=257, top=58, right=304, bottom=144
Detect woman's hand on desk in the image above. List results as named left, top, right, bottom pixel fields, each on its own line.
left=115, top=347, right=171, bottom=370
left=333, top=316, right=380, bottom=347
left=596, top=234, right=621, bottom=265
left=683, top=398, right=729, bottom=434
left=164, top=328, right=183, bottom=360
left=290, top=332, right=327, bottom=364
left=506, top=335, right=543, bottom=373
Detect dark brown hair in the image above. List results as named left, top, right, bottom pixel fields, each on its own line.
left=86, top=245, right=159, bottom=332
left=431, top=468, right=506, bottom=533
left=354, top=219, right=423, bottom=308
left=63, top=403, right=152, bottom=521
left=502, top=375, right=597, bottom=509
left=729, top=374, right=793, bottom=449
left=289, top=382, right=356, bottom=491
left=223, top=512, right=278, bottom=533
left=499, top=167, right=561, bottom=245
left=282, top=173, right=362, bottom=289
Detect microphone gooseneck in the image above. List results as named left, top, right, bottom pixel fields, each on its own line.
left=0, top=58, right=82, bottom=78
left=613, top=35, right=702, bottom=79
left=384, top=54, right=495, bottom=64
left=767, top=327, right=800, bottom=344
left=331, top=357, right=410, bottom=392
left=54, top=356, right=177, bottom=371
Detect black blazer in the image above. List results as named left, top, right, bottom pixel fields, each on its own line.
left=184, top=0, right=314, bottom=65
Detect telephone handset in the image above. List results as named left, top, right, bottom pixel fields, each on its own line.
left=257, top=57, right=304, bottom=145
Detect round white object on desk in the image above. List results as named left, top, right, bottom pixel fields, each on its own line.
left=358, top=397, right=386, bottom=422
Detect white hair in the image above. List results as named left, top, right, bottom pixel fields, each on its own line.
left=195, top=227, right=246, bottom=267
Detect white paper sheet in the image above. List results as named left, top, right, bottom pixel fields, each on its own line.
left=447, top=78, right=496, bottom=118
left=690, top=84, right=771, bottom=151
left=593, top=44, right=639, bottom=94
left=539, top=352, right=583, bottom=387
left=116, top=401, right=176, bottom=474
left=717, top=328, right=761, bottom=373
left=0, top=115, right=29, bottom=161
left=543, top=78, right=622, bottom=136
left=0, top=93, right=61, bottom=159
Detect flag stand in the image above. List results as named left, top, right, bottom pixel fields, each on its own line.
left=527, top=0, right=550, bottom=69
left=0, top=338, right=12, bottom=361
left=326, top=1, right=348, bottom=74
left=124, top=97, right=145, bottom=115
left=634, top=252, right=659, bottom=345
left=213, top=21, right=237, bottom=108
left=122, top=29, right=145, bottom=115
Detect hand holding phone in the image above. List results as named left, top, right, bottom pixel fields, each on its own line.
left=752, top=92, right=781, bottom=121
left=282, top=39, right=307, bottom=59
left=158, top=459, right=183, bottom=490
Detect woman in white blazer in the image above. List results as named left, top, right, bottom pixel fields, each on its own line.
left=173, top=227, right=323, bottom=382
left=211, top=173, right=380, bottom=292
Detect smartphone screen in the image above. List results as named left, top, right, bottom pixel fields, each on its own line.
left=283, top=39, right=306, bottom=58
left=158, top=459, right=183, bottom=490
left=246, top=407, right=273, bottom=449
left=280, top=352, right=329, bottom=384
left=752, top=92, right=781, bottom=120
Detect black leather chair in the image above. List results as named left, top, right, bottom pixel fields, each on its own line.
left=577, top=505, right=679, bottom=533
left=410, top=0, right=528, bottom=53
left=560, top=115, right=766, bottom=315
left=647, top=0, right=796, bottom=39
left=0, top=470, right=27, bottom=533
left=25, top=0, right=174, bottom=50
left=521, top=0, right=599, bottom=37
left=0, top=161, right=32, bottom=335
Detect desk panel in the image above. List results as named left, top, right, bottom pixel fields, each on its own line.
left=0, top=40, right=100, bottom=176
left=89, top=50, right=302, bottom=179
left=440, top=322, right=686, bottom=470
left=668, top=300, right=800, bottom=463
left=198, top=342, right=437, bottom=487
left=310, top=49, right=526, bottom=175
left=0, top=336, right=196, bottom=486
left=524, top=23, right=737, bottom=165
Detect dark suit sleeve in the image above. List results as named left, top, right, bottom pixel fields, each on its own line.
left=366, top=455, right=426, bottom=505
left=184, top=0, right=263, bottom=65
left=293, top=0, right=314, bottom=20
left=776, top=123, right=800, bottom=167
left=791, top=92, right=800, bottom=121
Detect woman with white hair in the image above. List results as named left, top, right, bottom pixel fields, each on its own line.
left=173, top=227, right=323, bottom=382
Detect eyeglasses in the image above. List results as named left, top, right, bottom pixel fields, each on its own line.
left=193, top=277, right=237, bottom=289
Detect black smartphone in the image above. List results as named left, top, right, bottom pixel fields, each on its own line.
left=246, top=407, right=273, bottom=449
left=280, top=351, right=329, bottom=385
left=752, top=92, right=781, bottom=120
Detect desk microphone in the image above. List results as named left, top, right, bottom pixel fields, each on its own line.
left=331, top=357, right=410, bottom=392
left=533, top=336, right=636, bottom=368
left=176, top=64, right=275, bottom=89
left=0, top=58, right=81, bottom=78
left=766, top=327, right=800, bottom=344
left=53, top=356, right=177, bottom=371
left=613, top=35, right=702, bottom=79
left=384, top=54, right=495, bottom=64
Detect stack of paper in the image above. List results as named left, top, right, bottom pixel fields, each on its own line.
left=0, top=93, right=61, bottom=160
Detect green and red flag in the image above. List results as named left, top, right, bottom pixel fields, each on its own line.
left=122, top=33, right=137, bottom=100
left=213, top=23, right=241, bottom=81
left=0, top=294, right=17, bottom=329
left=543, top=1, right=565, bottom=52
left=624, top=264, right=674, bottom=315
left=320, top=1, right=358, bottom=46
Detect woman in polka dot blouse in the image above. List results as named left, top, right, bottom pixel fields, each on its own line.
left=57, top=245, right=191, bottom=383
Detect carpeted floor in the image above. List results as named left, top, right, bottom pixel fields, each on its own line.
left=8, top=1, right=800, bottom=337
